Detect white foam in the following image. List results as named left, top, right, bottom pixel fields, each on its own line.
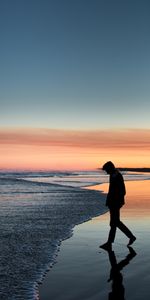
left=0, top=176, right=107, bottom=300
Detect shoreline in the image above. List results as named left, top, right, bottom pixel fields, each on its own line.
left=39, top=179, right=150, bottom=300
left=0, top=176, right=107, bottom=300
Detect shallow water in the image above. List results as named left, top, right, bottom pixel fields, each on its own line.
left=39, top=180, right=150, bottom=300
left=0, top=171, right=149, bottom=299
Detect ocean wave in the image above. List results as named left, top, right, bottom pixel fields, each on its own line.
left=0, top=179, right=107, bottom=300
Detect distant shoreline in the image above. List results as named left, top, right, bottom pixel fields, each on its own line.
left=118, top=168, right=150, bottom=173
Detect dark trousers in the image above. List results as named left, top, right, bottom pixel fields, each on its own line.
left=108, top=208, right=133, bottom=243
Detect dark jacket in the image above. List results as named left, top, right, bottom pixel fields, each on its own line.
left=106, top=170, right=126, bottom=209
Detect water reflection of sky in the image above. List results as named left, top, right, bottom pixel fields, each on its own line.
left=88, top=180, right=150, bottom=220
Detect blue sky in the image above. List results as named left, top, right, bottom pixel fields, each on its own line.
left=1, top=0, right=150, bottom=129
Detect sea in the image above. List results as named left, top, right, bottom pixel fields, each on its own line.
left=0, top=170, right=150, bottom=300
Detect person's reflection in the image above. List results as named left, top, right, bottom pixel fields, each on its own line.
left=104, top=246, right=137, bottom=300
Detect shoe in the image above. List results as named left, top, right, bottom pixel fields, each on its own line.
left=99, top=242, right=112, bottom=250
left=127, top=236, right=136, bottom=246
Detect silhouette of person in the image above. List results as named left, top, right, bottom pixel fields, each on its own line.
left=100, top=161, right=136, bottom=250
left=104, top=246, right=137, bottom=300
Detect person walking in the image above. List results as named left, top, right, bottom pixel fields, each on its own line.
left=100, top=161, right=136, bottom=250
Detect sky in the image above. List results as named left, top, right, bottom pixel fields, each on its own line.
left=0, top=0, right=150, bottom=170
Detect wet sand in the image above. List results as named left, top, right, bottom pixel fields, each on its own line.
left=39, top=180, right=150, bottom=300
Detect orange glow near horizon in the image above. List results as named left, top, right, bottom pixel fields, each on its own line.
left=87, top=180, right=150, bottom=219
left=0, top=127, right=150, bottom=170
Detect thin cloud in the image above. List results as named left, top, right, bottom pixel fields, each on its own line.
left=0, top=128, right=150, bottom=150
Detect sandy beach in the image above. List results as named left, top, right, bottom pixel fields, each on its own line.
left=39, top=180, right=150, bottom=300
